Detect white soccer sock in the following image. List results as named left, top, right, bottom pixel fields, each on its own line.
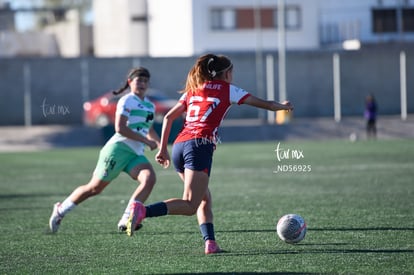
left=59, top=198, right=76, bottom=216
left=120, top=199, right=141, bottom=222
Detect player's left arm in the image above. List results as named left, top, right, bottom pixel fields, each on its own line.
left=115, top=114, right=158, bottom=150
left=243, top=95, right=293, bottom=112
left=147, top=126, right=161, bottom=147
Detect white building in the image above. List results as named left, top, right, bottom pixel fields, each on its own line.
left=93, top=0, right=148, bottom=57
left=2, top=0, right=414, bottom=57
left=93, top=0, right=414, bottom=57
left=93, top=0, right=319, bottom=57
left=318, top=0, right=414, bottom=46
left=146, top=0, right=319, bottom=57
left=0, top=2, right=92, bottom=57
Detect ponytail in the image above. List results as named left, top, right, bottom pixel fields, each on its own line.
left=112, top=81, right=129, bottom=95
left=207, top=58, right=217, bottom=78
left=184, top=54, right=233, bottom=93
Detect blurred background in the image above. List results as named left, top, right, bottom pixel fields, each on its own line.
left=0, top=0, right=413, bottom=147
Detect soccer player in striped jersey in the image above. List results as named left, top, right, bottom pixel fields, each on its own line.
left=126, top=54, right=293, bottom=254
left=49, top=67, right=160, bottom=233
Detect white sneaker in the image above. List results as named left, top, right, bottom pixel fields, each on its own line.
left=49, top=202, right=63, bottom=233
left=118, top=220, right=127, bottom=232
left=118, top=221, right=143, bottom=232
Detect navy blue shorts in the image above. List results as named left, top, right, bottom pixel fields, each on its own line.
left=172, top=139, right=215, bottom=176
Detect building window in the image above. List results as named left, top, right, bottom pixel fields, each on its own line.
left=403, top=8, right=414, bottom=31
left=285, top=6, right=301, bottom=29
left=210, top=6, right=301, bottom=31
left=211, top=8, right=235, bottom=30
left=236, top=8, right=274, bottom=29
left=372, top=9, right=397, bottom=33
left=235, top=8, right=254, bottom=29
left=131, top=15, right=147, bottom=22
left=372, top=7, right=414, bottom=33
left=274, top=6, right=301, bottom=29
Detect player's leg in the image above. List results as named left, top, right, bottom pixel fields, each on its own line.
left=197, top=188, right=221, bottom=254
left=118, top=160, right=156, bottom=232
left=371, top=120, right=377, bottom=138
left=68, top=176, right=111, bottom=204
left=197, top=188, right=213, bottom=225
left=129, top=162, right=156, bottom=202
left=49, top=176, right=111, bottom=233
left=367, top=119, right=376, bottom=139
left=49, top=142, right=130, bottom=233
left=164, top=168, right=209, bottom=215
left=143, top=168, right=209, bottom=218
left=164, top=139, right=214, bottom=215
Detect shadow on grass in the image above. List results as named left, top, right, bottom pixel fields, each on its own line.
left=218, top=227, right=414, bottom=233
left=165, top=273, right=315, bottom=275
left=0, top=193, right=68, bottom=199
left=310, top=227, right=414, bottom=231
left=218, top=248, right=414, bottom=257
left=92, top=227, right=414, bottom=237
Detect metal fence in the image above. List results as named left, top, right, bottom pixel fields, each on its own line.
left=0, top=45, right=412, bottom=126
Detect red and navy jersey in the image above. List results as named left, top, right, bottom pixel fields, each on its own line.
left=174, top=80, right=251, bottom=143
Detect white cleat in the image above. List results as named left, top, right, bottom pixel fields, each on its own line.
left=49, top=202, right=63, bottom=233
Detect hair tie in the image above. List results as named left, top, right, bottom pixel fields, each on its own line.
left=207, top=58, right=216, bottom=77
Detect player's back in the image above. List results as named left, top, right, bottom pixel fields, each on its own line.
left=175, top=80, right=250, bottom=143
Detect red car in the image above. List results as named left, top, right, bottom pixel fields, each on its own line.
left=83, top=90, right=178, bottom=127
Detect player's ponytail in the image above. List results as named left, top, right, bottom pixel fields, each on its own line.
left=112, top=82, right=129, bottom=95
left=112, top=67, right=151, bottom=95
left=206, top=54, right=233, bottom=80
left=207, top=57, right=217, bottom=78
left=184, top=54, right=233, bottom=94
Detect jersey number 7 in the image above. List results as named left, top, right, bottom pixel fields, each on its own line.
left=186, top=96, right=221, bottom=122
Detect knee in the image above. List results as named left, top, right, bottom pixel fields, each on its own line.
left=200, top=195, right=211, bottom=207
left=139, top=171, right=156, bottom=187
left=183, top=203, right=198, bottom=216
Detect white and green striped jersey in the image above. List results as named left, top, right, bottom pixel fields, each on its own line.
left=106, top=91, right=155, bottom=155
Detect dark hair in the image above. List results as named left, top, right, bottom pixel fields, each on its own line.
left=184, top=54, right=233, bottom=93
left=112, top=67, right=150, bottom=95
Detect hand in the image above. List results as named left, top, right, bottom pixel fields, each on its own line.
left=155, top=150, right=170, bottom=168
left=147, top=140, right=158, bottom=151
left=282, top=101, right=294, bottom=112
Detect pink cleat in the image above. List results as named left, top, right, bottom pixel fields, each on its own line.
left=126, top=201, right=146, bottom=236
left=205, top=240, right=222, bottom=255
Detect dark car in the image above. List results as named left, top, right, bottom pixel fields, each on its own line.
left=83, top=90, right=178, bottom=127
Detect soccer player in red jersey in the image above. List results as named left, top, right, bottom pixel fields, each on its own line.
left=126, top=54, right=293, bottom=254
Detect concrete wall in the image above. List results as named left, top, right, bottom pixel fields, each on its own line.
left=0, top=44, right=412, bottom=126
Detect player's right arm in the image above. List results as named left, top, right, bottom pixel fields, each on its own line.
left=243, top=95, right=293, bottom=112
left=155, top=101, right=186, bottom=168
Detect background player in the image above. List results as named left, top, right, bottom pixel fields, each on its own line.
left=49, top=67, right=160, bottom=233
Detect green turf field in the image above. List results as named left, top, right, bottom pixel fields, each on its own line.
left=0, top=139, right=413, bottom=274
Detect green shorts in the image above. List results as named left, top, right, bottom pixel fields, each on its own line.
left=93, top=142, right=149, bottom=182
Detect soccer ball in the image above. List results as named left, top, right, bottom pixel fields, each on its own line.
left=276, top=214, right=307, bottom=244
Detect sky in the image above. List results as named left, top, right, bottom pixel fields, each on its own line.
left=7, top=0, right=36, bottom=31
